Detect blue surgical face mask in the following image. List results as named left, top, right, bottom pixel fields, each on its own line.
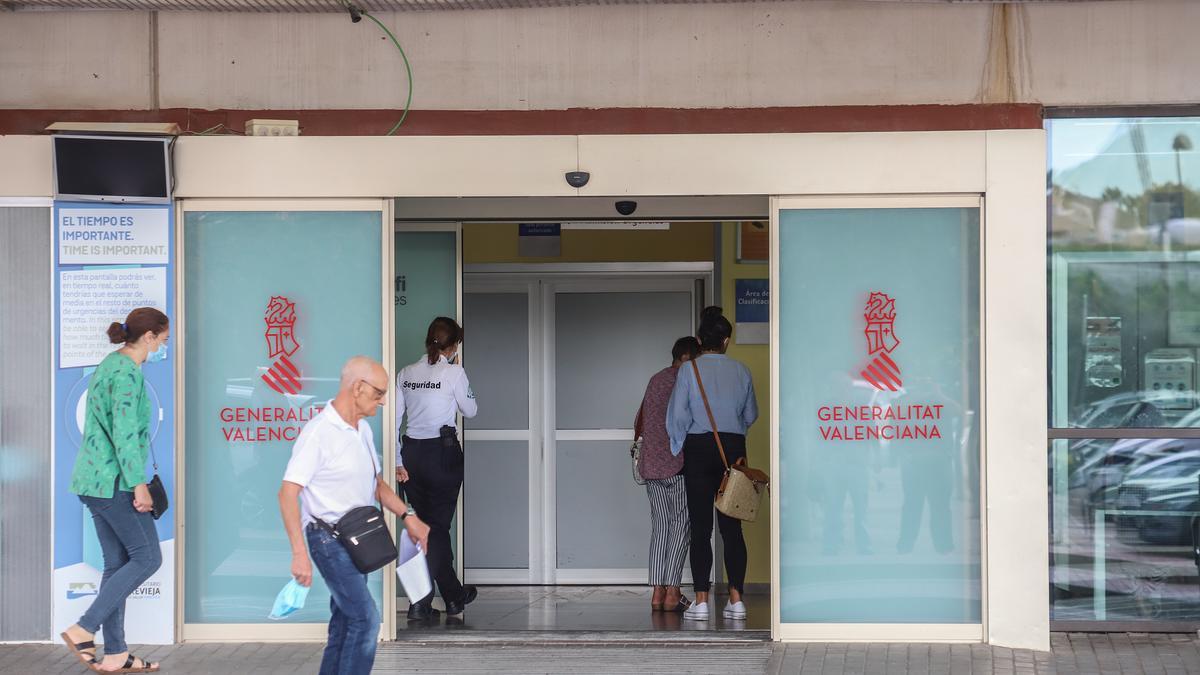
left=147, top=342, right=168, bottom=364
left=268, top=579, right=310, bottom=620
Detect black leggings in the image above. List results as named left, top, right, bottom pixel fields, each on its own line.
left=683, top=432, right=747, bottom=594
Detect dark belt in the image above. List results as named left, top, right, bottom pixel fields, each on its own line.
left=402, top=426, right=459, bottom=449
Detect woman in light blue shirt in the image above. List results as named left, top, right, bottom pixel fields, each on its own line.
left=667, top=306, right=758, bottom=622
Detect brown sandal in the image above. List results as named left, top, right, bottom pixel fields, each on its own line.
left=61, top=632, right=103, bottom=673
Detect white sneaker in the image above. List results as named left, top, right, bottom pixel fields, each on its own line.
left=683, top=601, right=710, bottom=621
left=723, top=600, right=747, bottom=620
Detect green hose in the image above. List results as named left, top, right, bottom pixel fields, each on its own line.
left=362, top=12, right=413, bottom=136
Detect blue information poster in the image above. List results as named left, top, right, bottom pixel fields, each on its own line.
left=52, top=201, right=175, bottom=644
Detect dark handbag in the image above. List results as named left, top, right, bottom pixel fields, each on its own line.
left=313, top=441, right=398, bottom=574
left=146, top=431, right=168, bottom=520
left=97, top=415, right=168, bottom=520
left=315, top=506, right=398, bottom=574
left=146, top=467, right=168, bottom=521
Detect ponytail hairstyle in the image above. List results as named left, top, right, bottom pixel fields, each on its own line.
left=425, top=317, right=463, bottom=365
left=107, top=307, right=169, bottom=345
left=696, top=306, right=732, bottom=352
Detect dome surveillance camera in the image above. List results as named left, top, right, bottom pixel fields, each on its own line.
left=615, top=200, right=638, bottom=216
left=565, top=171, right=590, bottom=188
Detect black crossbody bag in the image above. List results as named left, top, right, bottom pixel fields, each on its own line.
left=146, top=448, right=168, bottom=521
left=97, top=416, right=168, bottom=520
left=313, top=444, right=397, bottom=574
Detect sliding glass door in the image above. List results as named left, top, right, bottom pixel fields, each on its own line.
left=180, top=200, right=389, bottom=640
left=772, top=196, right=984, bottom=641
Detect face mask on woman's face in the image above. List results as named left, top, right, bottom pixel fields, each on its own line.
left=146, top=338, right=168, bottom=364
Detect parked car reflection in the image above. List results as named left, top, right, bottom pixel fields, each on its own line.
left=1112, top=449, right=1200, bottom=545
left=1062, top=393, right=1166, bottom=492
left=1065, top=394, right=1200, bottom=545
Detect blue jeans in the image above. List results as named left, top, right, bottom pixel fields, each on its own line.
left=77, top=487, right=162, bottom=655
left=307, top=524, right=380, bottom=675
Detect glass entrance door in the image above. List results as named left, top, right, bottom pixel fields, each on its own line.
left=181, top=201, right=389, bottom=640
left=549, top=279, right=696, bottom=583
left=461, top=280, right=539, bottom=583
left=463, top=274, right=701, bottom=584
left=772, top=196, right=984, bottom=641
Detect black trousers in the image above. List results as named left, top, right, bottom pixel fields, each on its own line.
left=682, top=432, right=747, bottom=594
left=400, top=434, right=465, bottom=604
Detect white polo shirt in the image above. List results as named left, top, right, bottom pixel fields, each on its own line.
left=283, top=401, right=380, bottom=528
left=396, top=355, right=478, bottom=462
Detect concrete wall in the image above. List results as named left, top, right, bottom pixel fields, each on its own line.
left=1, top=0, right=1197, bottom=112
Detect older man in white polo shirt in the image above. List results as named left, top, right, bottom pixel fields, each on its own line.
left=279, top=356, right=429, bottom=675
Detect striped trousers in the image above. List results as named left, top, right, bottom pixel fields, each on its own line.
left=645, top=474, right=690, bottom=586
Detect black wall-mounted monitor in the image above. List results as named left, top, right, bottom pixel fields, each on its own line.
left=53, top=134, right=173, bottom=204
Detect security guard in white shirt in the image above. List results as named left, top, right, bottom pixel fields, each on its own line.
left=396, top=317, right=478, bottom=620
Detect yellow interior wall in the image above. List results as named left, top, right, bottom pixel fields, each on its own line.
left=720, top=221, right=771, bottom=587
left=463, top=222, right=714, bottom=263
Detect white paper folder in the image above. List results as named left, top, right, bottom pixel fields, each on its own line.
left=396, top=535, right=432, bottom=601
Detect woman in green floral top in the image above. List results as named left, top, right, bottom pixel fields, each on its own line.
left=61, top=307, right=168, bottom=674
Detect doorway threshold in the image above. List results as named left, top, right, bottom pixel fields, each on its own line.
left=395, top=586, right=771, bottom=643
left=395, top=629, right=772, bottom=645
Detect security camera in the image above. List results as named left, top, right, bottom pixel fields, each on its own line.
left=615, top=200, right=638, bottom=216
left=347, top=3, right=362, bottom=22
left=565, top=171, right=590, bottom=189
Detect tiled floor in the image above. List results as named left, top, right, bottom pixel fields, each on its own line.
left=10, top=588, right=1200, bottom=673
left=5, top=634, right=1200, bottom=674
left=397, top=585, right=769, bottom=637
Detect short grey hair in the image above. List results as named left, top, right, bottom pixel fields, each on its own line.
left=339, top=355, right=383, bottom=390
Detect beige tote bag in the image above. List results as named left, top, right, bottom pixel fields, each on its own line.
left=689, top=359, right=770, bottom=522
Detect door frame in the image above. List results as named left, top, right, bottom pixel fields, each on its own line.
left=393, top=221, right=464, bottom=590
left=463, top=263, right=712, bottom=585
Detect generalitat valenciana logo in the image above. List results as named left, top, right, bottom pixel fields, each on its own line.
left=262, top=296, right=303, bottom=395
left=815, top=290, right=942, bottom=442
left=860, top=291, right=902, bottom=392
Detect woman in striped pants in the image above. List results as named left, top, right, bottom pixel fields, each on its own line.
left=635, top=336, right=700, bottom=612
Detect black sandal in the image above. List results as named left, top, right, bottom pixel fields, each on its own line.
left=115, top=654, right=159, bottom=673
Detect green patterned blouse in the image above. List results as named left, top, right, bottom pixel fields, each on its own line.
left=70, top=351, right=151, bottom=498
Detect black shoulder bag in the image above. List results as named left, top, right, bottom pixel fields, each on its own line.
left=146, top=445, right=169, bottom=521
left=96, top=415, right=168, bottom=520
left=313, top=444, right=398, bottom=574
